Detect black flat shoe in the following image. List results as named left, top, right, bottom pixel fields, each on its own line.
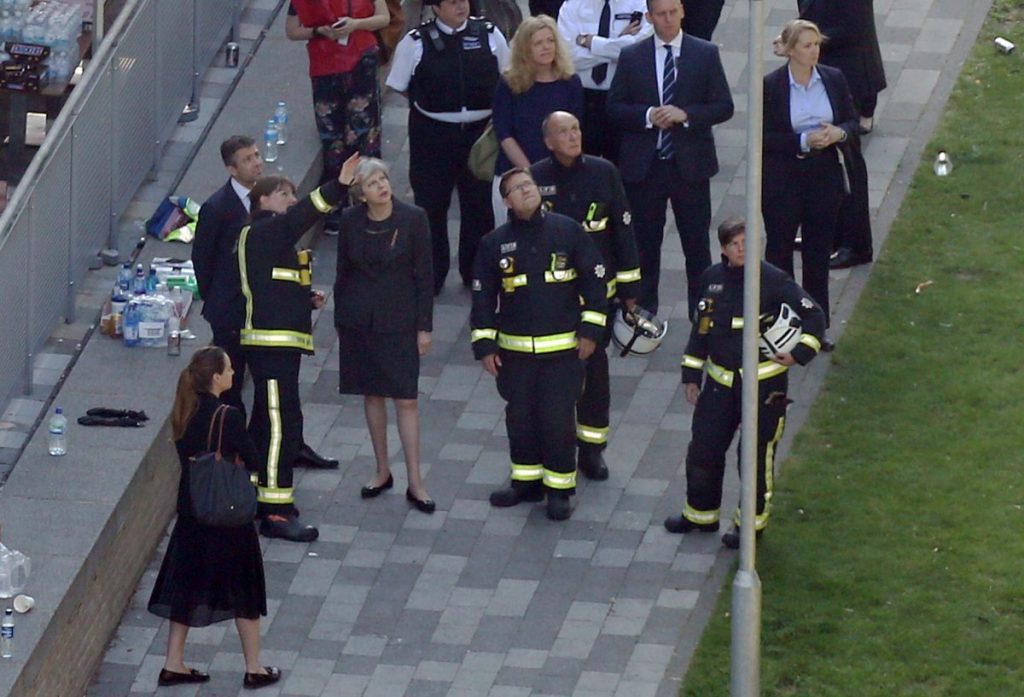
left=158, top=668, right=210, bottom=686
left=243, top=666, right=281, bottom=690
left=361, top=473, right=394, bottom=498
left=406, top=489, right=436, bottom=514
left=829, top=247, right=873, bottom=270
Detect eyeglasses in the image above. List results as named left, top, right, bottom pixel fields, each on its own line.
left=504, top=180, right=535, bottom=196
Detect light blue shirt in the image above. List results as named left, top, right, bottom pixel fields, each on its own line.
left=788, top=66, right=833, bottom=152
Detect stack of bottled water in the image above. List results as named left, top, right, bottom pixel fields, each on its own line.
left=16, top=0, right=82, bottom=84
left=0, top=0, right=32, bottom=43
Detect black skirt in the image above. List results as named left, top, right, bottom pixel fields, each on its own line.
left=337, top=325, right=420, bottom=399
left=148, top=514, right=266, bottom=627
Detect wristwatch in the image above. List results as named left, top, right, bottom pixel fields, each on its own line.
left=576, top=34, right=590, bottom=48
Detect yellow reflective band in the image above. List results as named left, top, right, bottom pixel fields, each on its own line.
left=497, top=332, right=578, bottom=354
left=683, top=504, right=720, bottom=525
left=606, top=279, right=617, bottom=298
left=310, top=187, right=332, bottom=213
left=764, top=415, right=785, bottom=511
left=502, top=274, right=528, bottom=292
left=238, top=226, right=255, bottom=331
left=511, top=463, right=543, bottom=481
left=706, top=361, right=734, bottom=387
left=272, top=267, right=302, bottom=283
left=733, top=507, right=771, bottom=531
left=581, top=310, right=607, bottom=327
left=582, top=218, right=608, bottom=232
left=257, top=487, right=295, bottom=504
left=731, top=317, right=744, bottom=329
left=799, top=334, right=822, bottom=352
left=241, top=329, right=315, bottom=352
left=544, top=269, right=578, bottom=283
left=472, top=328, right=498, bottom=342
left=706, top=359, right=788, bottom=387
left=576, top=424, right=608, bottom=444
left=681, top=354, right=705, bottom=370
left=266, top=379, right=282, bottom=489
left=296, top=249, right=311, bottom=265
left=299, top=269, right=311, bottom=286
left=756, top=361, right=788, bottom=380
left=616, top=267, right=641, bottom=283
left=543, top=468, right=576, bottom=489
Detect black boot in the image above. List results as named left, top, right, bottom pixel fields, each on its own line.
left=259, top=515, right=319, bottom=542
left=546, top=493, right=572, bottom=521
left=577, top=448, right=609, bottom=481
left=294, top=444, right=339, bottom=469
left=663, top=515, right=719, bottom=534
left=489, top=483, right=544, bottom=507
left=721, top=526, right=763, bottom=549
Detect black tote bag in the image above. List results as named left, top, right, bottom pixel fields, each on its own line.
left=188, top=405, right=257, bottom=527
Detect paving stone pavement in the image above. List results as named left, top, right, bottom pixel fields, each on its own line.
left=86, top=0, right=990, bottom=694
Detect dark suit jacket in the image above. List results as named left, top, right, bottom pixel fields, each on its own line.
left=192, top=180, right=249, bottom=328
left=606, top=33, right=734, bottom=184
left=798, top=0, right=886, bottom=100
left=333, top=199, right=434, bottom=334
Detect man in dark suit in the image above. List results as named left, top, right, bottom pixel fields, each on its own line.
left=607, top=0, right=733, bottom=317
left=681, top=0, right=725, bottom=41
left=193, top=136, right=262, bottom=417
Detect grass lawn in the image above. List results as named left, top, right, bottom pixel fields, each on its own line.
left=681, top=2, right=1024, bottom=695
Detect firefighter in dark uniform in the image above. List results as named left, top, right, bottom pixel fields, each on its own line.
left=472, top=168, right=608, bottom=521
left=530, top=111, right=641, bottom=481
left=664, top=216, right=826, bottom=548
left=385, top=0, right=510, bottom=294
left=237, top=159, right=355, bottom=542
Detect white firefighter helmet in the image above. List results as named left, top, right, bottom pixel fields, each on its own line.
left=612, top=306, right=668, bottom=356
left=759, top=303, right=803, bottom=355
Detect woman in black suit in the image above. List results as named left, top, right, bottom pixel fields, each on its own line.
left=148, top=346, right=280, bottom=690
left=762, top=19, right=857, bottom=336
left=334, top=157, right=436, bottom=513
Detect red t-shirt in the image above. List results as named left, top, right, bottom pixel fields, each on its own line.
left=290, top=0, right=378, bottom=76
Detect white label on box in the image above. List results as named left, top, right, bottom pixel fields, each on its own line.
left=139, top=322, right=165, bottom=339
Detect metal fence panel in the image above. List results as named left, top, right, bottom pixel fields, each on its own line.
left=71, top=66, right=114, bottom=275
left=28, top=133, right=73, bottom=348
left=194, top=0, right=242, bottom=70
left=0, top=214, right=30, bottom=400
left=155, top=0, right=194, bottom=149
left=111, top=0, right=157, bottom=214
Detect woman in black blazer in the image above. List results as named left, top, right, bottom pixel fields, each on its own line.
left=762, top=19, right=857, bottom=335
left=333, top=157, right=436, bottom=513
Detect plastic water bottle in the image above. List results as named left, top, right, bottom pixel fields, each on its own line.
left=117, top=262, right=132, bottom=293
left=933, top=150, right=952, bottom=177
left=274, top=101, right=288, bottom=145
left=1, top=609, right=13, bottom=659
left=47, top=407, right=67, bottom=456
left=264, top=119, right=279, bottom=163
left=145, top=266, right=159, bottom=293
left=133, top=263, right=146, bottom=294
left=123, top=301, right=140, bottom=347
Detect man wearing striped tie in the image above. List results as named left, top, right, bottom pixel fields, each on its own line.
left=606, top=0, right=732, bottom=319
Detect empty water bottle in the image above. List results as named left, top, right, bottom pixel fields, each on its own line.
left=264, top=119, right=279, bottom=163
left=1, top=609, right=13, bottom=659
left=933, top=151, right=952, bottom=177
left=275, top=101, right=288, bottom=145
left=48, top=407, right=67, bottom=456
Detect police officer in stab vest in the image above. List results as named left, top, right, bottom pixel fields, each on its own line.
left=386, top=0, right=509, bottom=294
left=531, top=111, right=641, bottom=481
left=664, top=217, right=825, bottom=548
left=471, top=168, right=608, bottom=521
left=237, top=157, right=357, bottom=542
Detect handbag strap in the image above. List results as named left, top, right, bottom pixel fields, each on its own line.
left=205, top=404, right=229, bottom=456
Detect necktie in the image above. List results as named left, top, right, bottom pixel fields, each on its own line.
left=591, top=0, right=612, bottom=84
left=657, top=44, right=676, bottom=160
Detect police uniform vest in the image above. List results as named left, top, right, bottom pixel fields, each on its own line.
left=410, top=18, right=498, bottom=113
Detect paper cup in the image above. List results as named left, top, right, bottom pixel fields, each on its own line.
left=13, top=594, right=34, bottom=613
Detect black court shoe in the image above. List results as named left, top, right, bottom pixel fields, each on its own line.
left=361, top=473, right=394, bottom=498
left=243, top=666, right=282, bottom=690
left=406, top=489, right=436, bottom=514
left=158, top=668, right=210, bottom=686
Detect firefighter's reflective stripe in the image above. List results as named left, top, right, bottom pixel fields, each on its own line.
left=310, top=187, right=333, bottom=213
left=681, top=354, right=705, bottom=370
left=684, top=503, right=720, bottom=525
left=544, top=269, right=578, bottom=283
left=257, top=379, right=294, bottom=505
left=511, top=462, right=543, bottom=481
left=241, top=329, right=314, bottom=351
left=543, top=467, right=576, bottom=490
left=498, top=332, right=577, bottom=354
left=581, top=310, right=607, bottom=327
left=238, top=225, right=256, bottom=330
left=258, top=486, right=294, bottom=503
left=799, top=333, right=821, bottom=352
left=731, top=317, right=744, bottom=329
left=577, top=423, right=608, bottom=445
left=616, top=267, right=641, bottom=283
left=272, top=267, right=302, bottom=283
left=472, top=328, right=498, bottom=343
left=502, top=274, right=528, bottom=292
left=606, top=279, right=617, bottom=298
left=706, top=358, right=788, bottom=388
left=733, top=507, right=771, bottom=531
left=763, top=415, right=784, bottom=513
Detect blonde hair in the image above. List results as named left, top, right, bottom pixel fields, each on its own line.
left=779, top=19, right=826, bottom=54
left=504, top=15, right=575, bottom=95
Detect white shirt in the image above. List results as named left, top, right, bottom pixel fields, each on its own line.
left=230, top=177, right=252, bottom=213
left=557, top=0, right=651, bottom=91
left=385, top=17, right=511, bottom=123
left=644, top=31, right=683, bottom=129
left=788, top=66, right=834, bottom=152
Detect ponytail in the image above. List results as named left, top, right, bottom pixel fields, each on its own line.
left=170, top=346, right=227, bottom=440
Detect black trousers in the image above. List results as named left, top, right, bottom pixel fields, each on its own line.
left=683, top=372, right=789, bottom=531
left=529, top=0, right=564, bottom=17
left=625, top=160, right=712, bottom=317
left=496, top=351, right=585, bottom=494
left=210, top=323, right=247, bottom=420
left=834, top=145, right=873, bottom=258
left=247, top=350, right=303, bottom=515
left=582, top=89, right=620, bottom=164
left=682, top=0, right=726, bottom=41
left=408, top=109, right=495, bottom=292
left=577, top=329, right=610, bottom=454
left=763, top=153, right=844, bottom=324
